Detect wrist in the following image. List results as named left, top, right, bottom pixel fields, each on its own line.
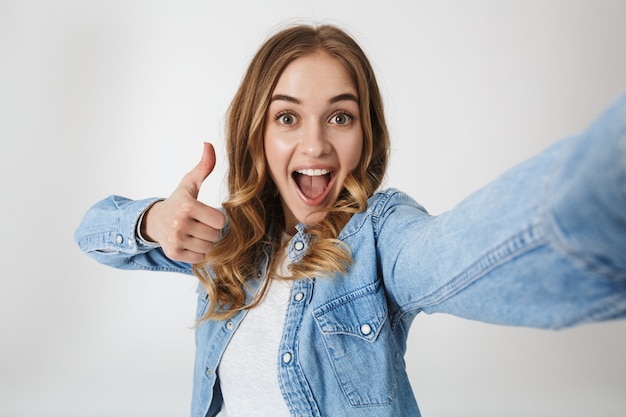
left=137, top=200, right=163, bottom=244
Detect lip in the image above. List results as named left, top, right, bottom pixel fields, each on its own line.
left=291, top=165, right=336, bottom=207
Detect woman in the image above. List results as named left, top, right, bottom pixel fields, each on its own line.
left=75, top=24, right=626, bottom=417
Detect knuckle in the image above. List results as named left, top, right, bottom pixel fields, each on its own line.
left=179, top=200, right=195, bottom=216
left=169, top=218, right=188, bottom=236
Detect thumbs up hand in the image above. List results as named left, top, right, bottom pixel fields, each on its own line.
left=141, top=142, right=226, bottom=264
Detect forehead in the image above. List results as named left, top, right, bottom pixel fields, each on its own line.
left=272, top=51, right=357, bottom=98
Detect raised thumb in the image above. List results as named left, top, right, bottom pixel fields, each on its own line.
left=181, top=142, right=216, bottom=198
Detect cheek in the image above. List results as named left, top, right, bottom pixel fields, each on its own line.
left=263, top=128, right=280, bottom=166
left=264, top=132, right=294, bottom=181
left=263, top=134, right=278, bottom=181
left=344, top=133, right=364, bottom=170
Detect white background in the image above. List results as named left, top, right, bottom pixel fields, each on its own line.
left=1, top=1, right=626, bottom=416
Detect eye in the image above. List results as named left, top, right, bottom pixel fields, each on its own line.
left=276, top=112, right=297, bottom=126
left=329, top=111, right=353, bottom=126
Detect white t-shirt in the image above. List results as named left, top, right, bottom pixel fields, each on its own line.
left=216, top=251, right=292, bottom=417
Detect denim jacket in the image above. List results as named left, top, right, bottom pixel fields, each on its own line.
left=75, top=94, right=626, bottom=417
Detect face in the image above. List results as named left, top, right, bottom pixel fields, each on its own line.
left=264, top=51, right=363, bottom=233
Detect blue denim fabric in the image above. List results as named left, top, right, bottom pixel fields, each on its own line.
left=75, top=93, right=626, bottom=417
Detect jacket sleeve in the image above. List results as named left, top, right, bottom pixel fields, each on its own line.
left=74, top=195, right=194, bottom=275
left=375, top=92, right=626, bottom=329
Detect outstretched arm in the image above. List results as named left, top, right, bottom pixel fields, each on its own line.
left=378, top=93, right=626, bottom=329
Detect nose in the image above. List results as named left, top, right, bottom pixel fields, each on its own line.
left=299, top=122, right=331, bottom=157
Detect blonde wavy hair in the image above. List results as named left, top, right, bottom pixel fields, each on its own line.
left=193, top=24, right=390, bottom=320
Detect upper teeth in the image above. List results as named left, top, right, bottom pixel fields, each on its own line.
left=296, top=169, right=329, bottom=176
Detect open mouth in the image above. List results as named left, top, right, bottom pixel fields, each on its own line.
left=293, top=168, right=334, bottom=203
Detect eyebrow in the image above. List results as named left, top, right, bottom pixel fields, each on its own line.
left=269, top=93, right=359, bottom=104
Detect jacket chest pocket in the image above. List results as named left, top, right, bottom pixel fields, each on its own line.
left=313, top=281, right=400, bottom=407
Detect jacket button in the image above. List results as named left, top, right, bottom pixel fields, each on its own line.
left=360, top=324, right=372, bottom=336
left=116, top=234, right=124, bottom=244
left=282, top=352, right=292, bottom=364
left=206, top=368, right=212, bottom=376
left=226, top=321, right=234, bottom=330
left=294, top=292, right=305, bottom=302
